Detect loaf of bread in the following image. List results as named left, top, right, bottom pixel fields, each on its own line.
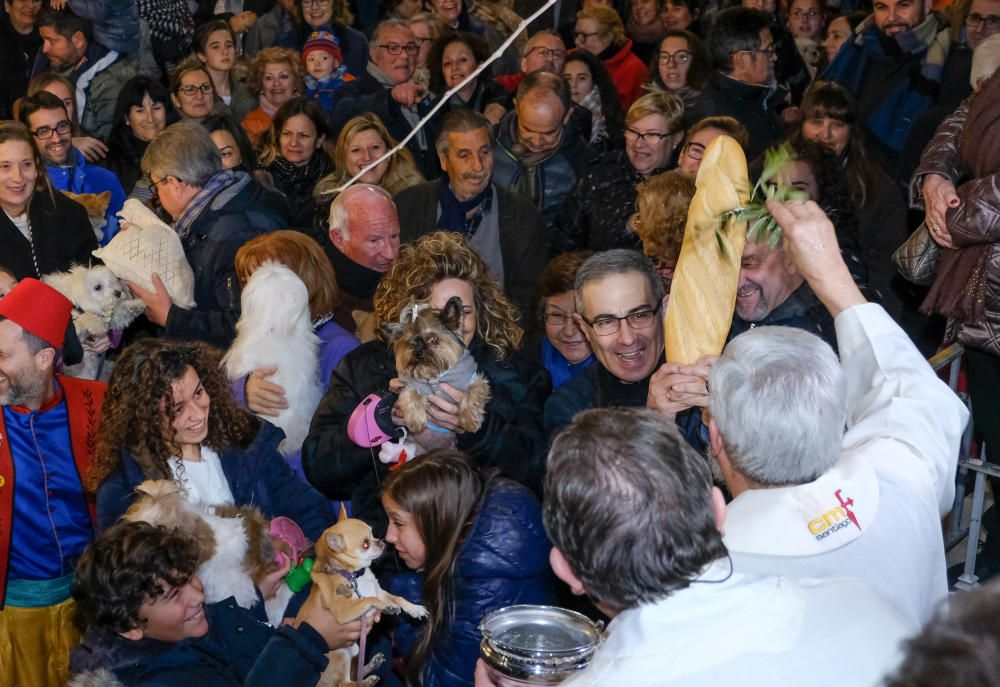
left=664, top=136, right=750, bottom=364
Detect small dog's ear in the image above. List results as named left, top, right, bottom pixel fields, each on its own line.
left=325, top=531, right=346, bottom=552
left=338, top=503, right=348, bottom=523
left=381, top=321, right=405, bottom=341
left=440, top=297, right=464, bottom=333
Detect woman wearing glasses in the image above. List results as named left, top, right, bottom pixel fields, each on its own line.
left=646, top=29, right=711, bottom=109
left=574, top=5, right=650, bottom=109
left=170, top=57, right=222, bottom=123
left=532, top=252, right=595, bottom=389
left=562, top=50, right=624, bottom=151
left=553, top=91, right=684, bottom=254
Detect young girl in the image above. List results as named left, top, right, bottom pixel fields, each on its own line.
left=302, top=30, right=354, bottom=113
left=381, top=451, right=554, bottom=687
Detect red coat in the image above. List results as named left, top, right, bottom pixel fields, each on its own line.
left=604, top=39, right=650, bottom=111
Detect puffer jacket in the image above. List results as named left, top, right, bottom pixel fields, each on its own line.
left=302, top=338, right=551, bottom=536
left=553, top=149, right=669, bottom=255
left=387, top=479, right=556, bottom=687
left=96, top=421, right=335, bottom=542
left=163, top=173, right=290, bottom=348
left=492, top=110, right=595, bottom=247
left=67, top=596, right=329, bottom=687
left=47, top=148, right=127, bottom=245
left=909, top=99, right=1000, bottom=357
left=602, top=39, right=649, bottom=110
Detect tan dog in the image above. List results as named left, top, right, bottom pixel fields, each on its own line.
left=62, top=190, right=111, bottom=242
left=382, top=297, right=490, bottom=435
left=310, top=509, right=428, bottom=687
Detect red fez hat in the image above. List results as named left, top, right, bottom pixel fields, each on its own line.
left=0, top=278, right=73, bottom=349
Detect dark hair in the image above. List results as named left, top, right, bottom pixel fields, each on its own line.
left=37, top=7, right=92, bottom=42
left=383, top=451, right=494, bottom=685
left=0, top=316, right=55, bottom=355
left=544, top=408, right=727, bottom=611
left=435, top=107, right=492, bottom=153
left=192, top=19, right=237, bottom=56
left=428, top=31, right=491, bottom=94
left=563, top=50, right=624, bottom=136
left=574, top=249, right=665, bottom=314
left=708, top=7, right=771, bottom=73
left=73, top=521, right=200, bottom=634
left=258, top=97, right=333, bottom=166
left=18, top=91, right=68, bottom=129
left=648, top=30, right=712, bottom=91
left=793, top=80, right=879, bottom=208
left=88, top=339, right=260, bottom=491
left=534, top=251, right=593, bottom=324
left=106, top=75, right=177, bottom=154
left=203, top=113, right=258, bottom=173
left=517, top=69, right=572, bottom=112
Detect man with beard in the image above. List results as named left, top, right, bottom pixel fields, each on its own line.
left=0, top=278, right=106, bottom=687
left=393, top=108, right=546, bottom=318
left=19, top=91, right=126, bottom=244
left=492, top=70, right=594, bottom=248
left=822, top=0, right=953, bottom=179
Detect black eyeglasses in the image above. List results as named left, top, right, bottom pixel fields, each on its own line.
left=31, top=120, right=72, bottom=139
left=543, top=311, right=576, bottom=327
left=967, top=12, right=1000, bottom=30
left=658, top=49, right=692, bottom=65
left=528, top=46, right=566, bottom=60
left=378, top=42, right=419, bottom=55
left=624, top=127, right=672, bottom=144
left=580, top=302, right=662, bottom=336
left=177, top=84, right=214, bottom=96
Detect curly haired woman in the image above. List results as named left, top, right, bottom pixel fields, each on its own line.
left=302, top=231, right=550, bottom=536
left=90, top=338, right=335, bottom=539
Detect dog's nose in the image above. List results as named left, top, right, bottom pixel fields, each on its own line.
left=114, top=290, right=122, bottom=298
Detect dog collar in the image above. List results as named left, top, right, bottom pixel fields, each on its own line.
left=334, top=568, right=362, bottom=597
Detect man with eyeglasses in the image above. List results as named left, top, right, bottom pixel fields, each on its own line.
left=543, top=249, right=708, bottom=451
left=822, top=0, right=953, bottom=179
left=31, top=7, right=139, bottom=141
left=19, top=91, right=125, bottom=244
left=495, top=30, right=568, bottom=94
left=331, top=18, right=438, bottom=178
left=687, top=7, right=786, bottom=162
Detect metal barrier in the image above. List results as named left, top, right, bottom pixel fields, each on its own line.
left=931, top=342, right=990, bottom=589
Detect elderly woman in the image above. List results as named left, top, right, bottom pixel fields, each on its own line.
left=242, top=47, right=304, bottom=146
left=532, top=252, right=595, bottom=389
left=90, top=338, right=335, bottom=539
left=574, top=5, right=650, bottom=109
left=314, top=113, right=424, bottom=201
left=130, top=121, right=289, bottom=347
left=302, top=231, right=550, bottom=534
left=554, top=91, right=684, bottom=253
left=0, top=122, right=96, bottom=280
left=646, top=29, right=711, bottom=109
left=258, top=98, right=334, bottom=227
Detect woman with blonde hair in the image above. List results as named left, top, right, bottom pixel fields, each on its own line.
left=314, top=113, right=424, bottom=201
left=302, top=231, right=549, bottom=535
left=242, top=47, right=304, bottom=145
left=574, top=5, right=650, bottom=109
left=554, top=90, right=684, bottom=253
left=232, top=229, right=359, bottom=477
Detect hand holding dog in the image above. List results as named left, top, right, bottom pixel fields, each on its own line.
left=128, top=273, right=173, bottom=327
left=295, top=590, right=367, bottom=650
left=247, top=367, right=289, bottom=417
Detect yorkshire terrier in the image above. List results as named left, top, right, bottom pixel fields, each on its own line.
left=381, top=297, right=490, bottom=435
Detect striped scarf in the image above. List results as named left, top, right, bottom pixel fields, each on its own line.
left=174, top=169, right=246, bottom=240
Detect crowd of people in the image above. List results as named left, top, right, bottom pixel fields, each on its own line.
left=1, top=0, right=998, bottom=683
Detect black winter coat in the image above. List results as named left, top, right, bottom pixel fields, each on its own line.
left=302, top=338, right=551, bottom=535
left=553, top=149, right=669, bottom=255
left=687, top=72, right=786, bottom=162
left=0, top=187, right=97, bottom=280
left=163, top=175, right=290, bottom=348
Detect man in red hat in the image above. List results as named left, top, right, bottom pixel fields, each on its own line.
left=0, top=278, right=106, bottom=687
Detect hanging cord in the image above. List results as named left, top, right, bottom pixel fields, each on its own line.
left=334, top=0, right=560, bottom=193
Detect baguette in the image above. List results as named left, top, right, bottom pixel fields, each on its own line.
left=664, top=135, right=750, bottom=364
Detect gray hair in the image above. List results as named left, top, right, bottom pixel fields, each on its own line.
left=435, top=108, right=492, bottom=154
left=371, top=18, right=413, bottom=56
left=574, top=249, right=664, bottom=313
left=709, top=325, right=847, bottom=486
left=545, top=407, right=727, bottom=611
left=971, top=34, right=1000, bottom=90
left=141, top=120, right=221, bottom=188
left=328, top=184, right=394, bottom=241
left=521, top=29, right=562, bottom=58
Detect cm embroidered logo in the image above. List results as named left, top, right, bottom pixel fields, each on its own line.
left=807, top=489, right=862, bottom=541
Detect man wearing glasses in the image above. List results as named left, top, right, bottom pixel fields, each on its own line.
left=495, top=30, right=567, bottom=94
left=687, top=7, right=785, bottom=161
left=331, top=18, right=437, bottom=177
left=823, top=0, right=953, bottom=179
left=543, top=249, right=708, bottom=451
left=19, top=91, right=125, bottom=245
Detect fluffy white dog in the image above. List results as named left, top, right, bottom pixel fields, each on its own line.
left=43, top=264, right=144, bottom=326
left=223, top=262, right=322, bottom=455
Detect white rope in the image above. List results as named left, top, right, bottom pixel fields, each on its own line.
left=334, top=0, right=560, bottom=193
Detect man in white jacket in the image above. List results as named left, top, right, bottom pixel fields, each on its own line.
left=710, top=202, right=969, bottom=631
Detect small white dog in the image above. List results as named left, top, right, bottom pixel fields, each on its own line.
left=65, top=313, right=110, bottom=380
left=223, top=262, right=322, bottom=455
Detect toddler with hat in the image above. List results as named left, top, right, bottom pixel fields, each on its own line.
left=303, top=30, right=355, bottom=113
